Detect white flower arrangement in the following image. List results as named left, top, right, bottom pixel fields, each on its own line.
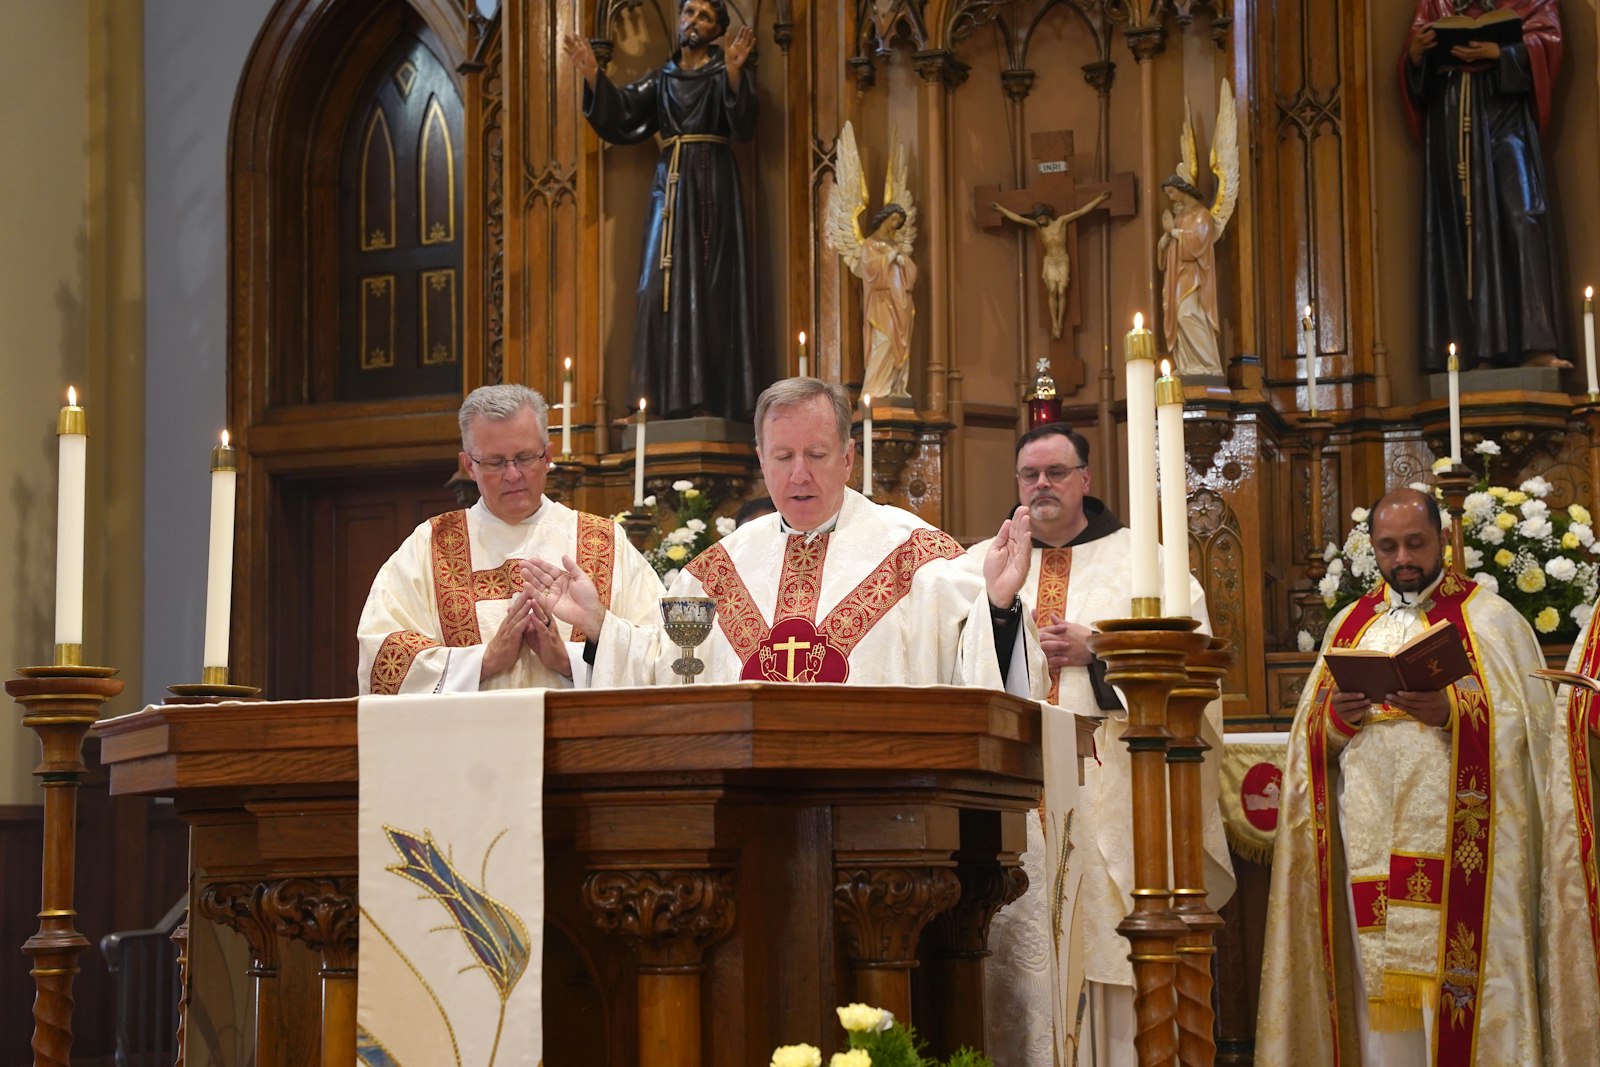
left=773, top=1002, right=993, bottom=1067
left=1318, top=440, right=1599, bottom=642
left=643, top=481, right=736, bottom=581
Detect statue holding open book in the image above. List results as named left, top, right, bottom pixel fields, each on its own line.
left=1400, top=0, right=1568, bottom=372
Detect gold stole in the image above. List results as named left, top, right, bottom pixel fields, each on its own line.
left=1033, top=547, right=1071, bottom=703
left=1567, top=609, right=1600, bottom=1009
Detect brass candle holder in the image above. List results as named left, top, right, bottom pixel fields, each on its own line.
left=1166, top=636, right=1235, bottom=1067
left=7, top=662, right=124, bottom=1062
left=1085, top=616, right=1207, bottom=1067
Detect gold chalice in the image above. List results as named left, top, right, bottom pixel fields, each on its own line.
left=661, top=596, right=717, bottom=684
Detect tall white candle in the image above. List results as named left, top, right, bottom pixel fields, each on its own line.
left=203, top=431, right=238, bottom=674
left=1585, top=287, right=1597, bottom=397
left=1447, top=343, right=1462, bottom=464
left=798, top=331, right=809, bottom=378
left=55, top=387, right=86, bottom=658
left=1125, top=315, right=1159, bottom=607
left=561, top=358, right=574, bottom=457
left=633, top=397, right=648, bottom=507
left=1156, top=361, right=1191, bottom=617
left=861, top=394, right=874, bottom=498
left=1302, top=304, right=1318, bottom=416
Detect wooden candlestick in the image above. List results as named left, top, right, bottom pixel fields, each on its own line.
left=6, top=664, right=124, bottom=1066
left=1167, top=637, right=1235, bottom=1067
left=1435, top=461, right=1476, bottom=576
left=1084, top=618, right=1207, bottom=1067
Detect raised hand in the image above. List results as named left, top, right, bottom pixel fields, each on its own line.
left=562, top=32, right=599, bottom=86
left=481, top=588, right=536, bottom=682
left=521, top=555, right=605, bottom=638
left=984, top=506, right=1033, bottom=610
left=724, top=25, right=755, bottom=84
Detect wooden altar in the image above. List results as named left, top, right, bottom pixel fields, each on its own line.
left=96, top=684, right=1094, bottom=1066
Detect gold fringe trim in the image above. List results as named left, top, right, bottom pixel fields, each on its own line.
left=1368, top=970, right=1438, bottom=1032
left=1223, top=824, right=1274, bottom=865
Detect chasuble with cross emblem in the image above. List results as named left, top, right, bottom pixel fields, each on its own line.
left=589, top=488, right=1044, bottom=694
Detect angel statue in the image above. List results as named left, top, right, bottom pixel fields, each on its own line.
left=825, top=121, right=918, bottom=401
left=1158, top=78, right=1239, bottom=378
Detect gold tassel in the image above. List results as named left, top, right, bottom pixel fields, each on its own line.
left=1368, top=969, right=1438, bottom=1031
left=1223, top=824, right=1274, bottom=865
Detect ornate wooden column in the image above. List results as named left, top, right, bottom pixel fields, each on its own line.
left=584, top=867, right=737, bottom=1067
left=268, top=878, right=360, bottom=1067
left=196, top=882, right=284, bottom=1067
left=1167, top=638, right=1236, bottom=1067
left=1086, top=619, right=1207, bottom=1067
left=6, top=667, right=124, bottom=1067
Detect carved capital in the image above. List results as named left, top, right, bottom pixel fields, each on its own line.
left=1125, top=25, right=1167, bottom=63
left=927, top=863, right=1029, bottom=957
left=1000, top=68, right=1035, bottom=102
left=1082, top=59, right=1117, bottom=94
left=834, top=865, right=961, bottom=968
left=1210, top=15, right=1233, bottom=48
left=848, top=54, right=878, bottom=92
left=590, top=38, right=615, bottom=73
left=773, top=20, right=794, bottom=51
left=911, top=49, right=969, bottom=87
left=197, top=882, right=280, bottom=975
left=262, top=878, right=360, bottom=974
left=1185, top=417, right=1235, bottom=477
left=583, top=868, right=737, bottom=972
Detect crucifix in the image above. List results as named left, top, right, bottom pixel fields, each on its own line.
left=975, top=130, right=1136, bottom=393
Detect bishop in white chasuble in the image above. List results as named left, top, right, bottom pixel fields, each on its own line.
left=357, top=384, right=664, bottom=695
left=967, top=424, right=1232, bottom=1066
left=1259, top=490, right=1555, bottom=1066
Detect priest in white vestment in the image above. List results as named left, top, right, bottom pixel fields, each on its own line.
left=966, top=423, right=1233, bottom=1067
left=526, top=376, right=1045, bottom=696
left=1538, top=595, right=1600, bottom=1063
left=1258, top=489, right=1560, bottom=1066
left=357, top=384, right=664, bottom=695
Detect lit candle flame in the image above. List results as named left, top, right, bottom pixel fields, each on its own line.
left=1449, top=342, right=1457, bottom=357
left=221, top=429, right=230, bottom=447
left=1133, top=312, right=1144, bottom=331
left=1160, top=359, right=1172, bottom=377
left=639, top=397, right=647, bottom=413
left=1304, top=304, right=1313, bottom=319
left=564, top=356, right=572, bottom=370
left=67, top=386, right=77, bottom=406
left=798, top=331, right=806, bottom=345
left=1587, top=286, right=1594, bottom=301
left=862, top=393, right=872, bottom=408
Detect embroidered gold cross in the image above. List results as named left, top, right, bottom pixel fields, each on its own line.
left=773, top=635, right=812, bottom=681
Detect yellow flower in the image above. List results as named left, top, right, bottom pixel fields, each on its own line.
left=771, top=1046, right=822, bottom=1067
left=683, top=488, right=702, bottom=499
left=830, top=1053, right=871, bottom=1067
left=1488, top=486, right=1508, bottom=499
left=1564, top=532, right=1581, bottom=550
left=665, top=544, right=689, bottom=562
left=1535, top=606, right=1560, bottom=633
left=1571, top=504, right=1592, bottom=525
left=1494, top=548, right=1515, bottom=567
left=1495, top=512, right=1517, bottom=530
left=836, top=1003, right=893, bottom=1033
left=1516, top=567, right=1546, bottom=593
left=1504, top=491, right=1528, bottom=506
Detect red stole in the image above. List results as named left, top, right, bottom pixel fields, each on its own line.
left=686, top=527, right=964, bottom=682
left=1305, top=573, right=1496, bottom=1063
left=1566, top=608, right=1600, bottom=1008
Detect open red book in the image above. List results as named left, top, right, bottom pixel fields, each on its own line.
left=1323, top=619, right=1471, bottom=696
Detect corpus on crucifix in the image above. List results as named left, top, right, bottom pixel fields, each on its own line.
left=976, top=130, right=1135, bottom=390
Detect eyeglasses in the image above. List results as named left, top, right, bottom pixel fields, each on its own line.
left=1016, top=464, right=1087, bottom=485
left=468, top=449, right=548, bottom=475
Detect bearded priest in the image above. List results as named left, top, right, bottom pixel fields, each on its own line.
left=525, top=377, right=1043, bottom=695
left=1258, top=487, right=1564, bottom=1065
left=965, top=422, right=1233, bottom=1066
left=357, top=384, right=665, bottom=695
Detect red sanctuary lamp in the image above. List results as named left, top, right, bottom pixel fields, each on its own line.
left=1026, top=357, right=1062, bottom=428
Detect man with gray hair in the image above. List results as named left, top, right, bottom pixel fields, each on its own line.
left=525, top=377, right=1043, bottom=692
left=357, top=384, right=663, bottom=694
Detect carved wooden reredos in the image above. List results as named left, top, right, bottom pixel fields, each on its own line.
left=226, top=0, right=1600, bottom=721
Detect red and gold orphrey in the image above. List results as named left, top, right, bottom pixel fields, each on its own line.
left=368, top=509, right=617, bottom=693
left=1303, top=573, right=1496, bottom=1064
left=1033, top=547, right=1071, bottom=703
left=686, top=527, right=964, bottom=682
left=1566, top=606, right=1600, bottom=1011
